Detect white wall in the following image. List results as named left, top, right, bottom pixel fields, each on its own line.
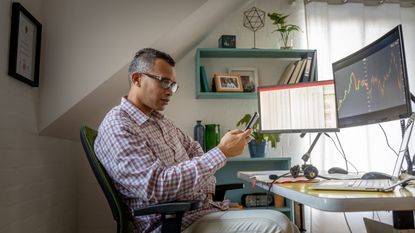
left=0, top=0, right=79, bottom=232
left=38, top=0, right=208, bottom=132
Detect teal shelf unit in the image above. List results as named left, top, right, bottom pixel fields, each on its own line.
left=195, top=48, right=317, bottom=99
left=214, top=157, right=293, bottom=219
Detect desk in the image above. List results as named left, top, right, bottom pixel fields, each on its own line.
left=238, top=171, right=415, bottom=233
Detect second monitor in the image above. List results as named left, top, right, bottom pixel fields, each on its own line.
left=258, top=80, right=338, bottom=133
left=332, top=24, right=412, bottom=128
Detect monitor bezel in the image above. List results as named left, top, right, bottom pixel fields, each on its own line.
left=257, top=80, right=340, bottom=134
left=332, top=24, right=412, bottom=129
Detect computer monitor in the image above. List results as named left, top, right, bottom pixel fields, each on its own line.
left=333, top=25, right=412, bottom=128
left=258, top=80, right=338, bottom=133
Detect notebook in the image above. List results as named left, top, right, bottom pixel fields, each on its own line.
left=311, top=114, right=414, bottom=192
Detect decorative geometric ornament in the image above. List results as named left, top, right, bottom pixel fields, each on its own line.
left=243, top=6, right=265, bottom=32
left=243, top=6, right=265, bottom=48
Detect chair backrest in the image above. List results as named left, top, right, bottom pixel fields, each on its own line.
left=80, top=126, right=134, bottom=233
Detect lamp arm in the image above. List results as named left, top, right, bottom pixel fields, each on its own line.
left=301, top=132, right=322, bottom=164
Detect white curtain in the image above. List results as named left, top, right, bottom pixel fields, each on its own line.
left=305, top=1, right=415, bottom=174
left=303, top=3, right=415, bottom=233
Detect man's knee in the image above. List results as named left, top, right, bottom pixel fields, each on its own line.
left=184, top=209, right=299, bottom=233
left=240, top=209, right=297, bottom=233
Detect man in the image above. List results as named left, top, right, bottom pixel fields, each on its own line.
left=94, top=48, right=299, bottom=233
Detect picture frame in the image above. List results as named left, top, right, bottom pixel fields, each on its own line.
left=228, top=67, right=258, bottom=92
left=8, top=2, right=42, bottom=87
left=213, top=73, right=243, bottom=92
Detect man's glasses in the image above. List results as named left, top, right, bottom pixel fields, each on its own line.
left=141, top=73, right=179, bottom=93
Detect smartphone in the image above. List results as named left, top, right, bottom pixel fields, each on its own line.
left=244, top=112, right=260, bottom=130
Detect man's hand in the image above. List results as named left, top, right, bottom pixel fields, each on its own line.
left=217, top=129, right=252, bottom=158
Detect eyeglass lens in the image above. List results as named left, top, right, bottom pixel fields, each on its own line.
left=143, top=73, right=178, bottom=93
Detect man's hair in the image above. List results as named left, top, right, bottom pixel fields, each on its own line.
left=128, top=48, right=175, bottom=84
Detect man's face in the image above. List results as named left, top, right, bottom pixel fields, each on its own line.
left=136, top=59, right=177, bottom=113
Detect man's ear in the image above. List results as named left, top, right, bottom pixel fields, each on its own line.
left=131, top=73, right=140, bottom=86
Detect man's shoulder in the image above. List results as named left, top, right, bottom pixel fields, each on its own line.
left=99, top=105, right=136, bottom=132
left=102, top=105, right=128, bottom=122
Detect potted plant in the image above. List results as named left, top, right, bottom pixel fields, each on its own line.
left=267, top=12, right=302, bottom=49
left=237, top=113, right=280, bottom=157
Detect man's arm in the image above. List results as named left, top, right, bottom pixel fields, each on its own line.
left=175, top=127, right=217, bottom=195
left=175, top=127, right=204, bottom=159
left=95, top=123, right=226, bottom=203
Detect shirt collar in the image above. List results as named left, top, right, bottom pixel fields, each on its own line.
left=120, top=96, right=164, bottom=125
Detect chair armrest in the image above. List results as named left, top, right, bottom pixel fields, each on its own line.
left=134, top=200, right=203, bottom=216
left=214, top=183, right=244, bottom=201
left=216, top=183, right=244, bottom=192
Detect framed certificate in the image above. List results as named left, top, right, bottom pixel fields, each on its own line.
left=8, top=2, right=42, bottom=87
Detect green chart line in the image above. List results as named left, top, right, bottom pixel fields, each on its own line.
left=337, top=72, right=368, bottom=111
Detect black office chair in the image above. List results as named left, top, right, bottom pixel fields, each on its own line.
left=80, top=126, right=243, bottom=233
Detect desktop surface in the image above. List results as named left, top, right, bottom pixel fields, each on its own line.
left=238, top=171, right=415, bottom=212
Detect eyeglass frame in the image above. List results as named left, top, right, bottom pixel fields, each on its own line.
left=140, top=72, right=179, bottom=93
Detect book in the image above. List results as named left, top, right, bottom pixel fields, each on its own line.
left=277, top=61, right=296, bottom=85
left=293, top=58, right=307, bottom=83
left=288, top=59, right=305, bottom=84
left=308, top=51, right=317, bottom=82
left=299, top=52, right=314, bottom=82
left=285, top=60, right=300, bottom=84
left=200, top=65, right=209, bottom=92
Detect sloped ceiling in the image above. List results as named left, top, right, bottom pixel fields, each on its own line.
left=39, top=0, right=249, bottom=141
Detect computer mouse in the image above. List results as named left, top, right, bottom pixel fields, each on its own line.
left=327, top=167, right=348, bottom=174
left=361, top=171, right=392, bottom=180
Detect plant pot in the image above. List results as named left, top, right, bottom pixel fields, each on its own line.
left=248, top=139, right=266, bottom=158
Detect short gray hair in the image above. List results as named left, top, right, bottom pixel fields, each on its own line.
left=128, top=48, right=175, bottom=84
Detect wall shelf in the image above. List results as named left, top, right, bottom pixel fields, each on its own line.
left=197, top=92, right=257, bottom=99
left=195, top=48, right=317, bottom=99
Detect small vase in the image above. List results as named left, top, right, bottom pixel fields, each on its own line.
left=279, top=38, right=293, bottom=50
left=248, top=139, right=267, bottom=158
left=193, top=120, right=205, bottom=151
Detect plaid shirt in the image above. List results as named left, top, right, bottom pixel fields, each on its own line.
left=94, top=97, right=229, bottom=233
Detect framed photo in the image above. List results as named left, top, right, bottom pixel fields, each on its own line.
left=228, top=67, right=258, bottom=92
left=213, top=73, right=243, bottom=92
left=8, top=2, right=42, bottom=87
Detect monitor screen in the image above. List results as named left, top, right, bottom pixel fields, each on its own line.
left=333, top=25, right=412, bottom=128
left=258, top=80, right=338, bottom=133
